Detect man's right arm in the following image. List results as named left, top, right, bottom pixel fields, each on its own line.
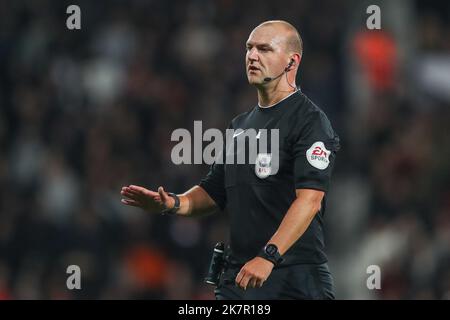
left=120, top=184, right=218, bottom=217
left=121, top=126, right=228, bottom=217
left=176, top=185, right=218, bottom=216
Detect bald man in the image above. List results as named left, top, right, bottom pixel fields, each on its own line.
left=121, top=20, right=340, bottom=299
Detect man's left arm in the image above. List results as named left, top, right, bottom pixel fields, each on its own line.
left=235, top=188, right=323, bottom=290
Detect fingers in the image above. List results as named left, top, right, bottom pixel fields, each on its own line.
left=240, top=275, right=251, bottom=290
left=158, top=186, right=176, bottom=209
left=122, top=187, right=140, bottom=196
left=255, top=278, right=265, bottom=288
left=158, top=186, right=168, bottom=202
left=121, top=189, right=138, bottom=200
left=121, top=185, right=170, bottom=212
left=235, top=269, right=244, bottom=285
left=127, top=185, right=159, bottom=197
left=121, top=199, right=141, bottom=207
left=239, top=276, right=264, bottom=290
left=235, top=265, right=267, bottom=290
left=248, top=278, right=258, bottom=289
left=235, top=270, right=251, bottom=290
left=121, top=185, right=160, bottom=201
left=128, top=185, right=147, bottom=192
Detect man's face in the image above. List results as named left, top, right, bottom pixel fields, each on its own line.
left=245, top=25, right=289, bottom=85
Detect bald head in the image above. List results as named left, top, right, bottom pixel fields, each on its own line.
left=255, top=20, right=303, bottom=55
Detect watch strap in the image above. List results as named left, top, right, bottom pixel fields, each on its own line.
left=161, top=192, right=180, bottom=215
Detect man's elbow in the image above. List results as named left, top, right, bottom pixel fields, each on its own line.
left=303, top=197, right=321, bottom=214
left=296, top=189, right=324, bottom=214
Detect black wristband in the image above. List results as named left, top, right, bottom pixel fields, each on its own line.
left=161, top=192, right=180, bottom=215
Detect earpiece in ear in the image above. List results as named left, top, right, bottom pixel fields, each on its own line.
left=285, top=58, right=295, bottom=72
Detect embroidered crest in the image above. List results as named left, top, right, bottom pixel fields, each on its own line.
left=255, top=153, right=272, bottom=179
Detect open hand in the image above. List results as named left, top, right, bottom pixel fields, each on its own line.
left=120, top=185, right=174, bottom=213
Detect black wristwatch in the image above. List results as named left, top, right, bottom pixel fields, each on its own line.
left=161, top=192, right=180, bottom=215
left=258, top=244, right=284, bottom=266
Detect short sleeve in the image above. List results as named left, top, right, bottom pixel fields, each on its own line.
left=293, top=111, right=340, bottom=192
left=198, top=125, right=230, bottom=210
left=198, top=159, right=226, bottom=210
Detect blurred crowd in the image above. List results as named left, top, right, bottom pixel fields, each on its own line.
left=0, top=0, right=449, bottom=299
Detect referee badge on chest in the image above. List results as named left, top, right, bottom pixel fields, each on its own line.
left=255, top=153, right=272, bottom=179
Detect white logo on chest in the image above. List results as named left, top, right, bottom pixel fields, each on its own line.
left=255, top=153, right=272, bottom=179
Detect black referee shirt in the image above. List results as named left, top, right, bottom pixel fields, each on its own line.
left=199, top=90, right=340, bottom=265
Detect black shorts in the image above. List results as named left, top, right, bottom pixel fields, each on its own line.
left=214, top=262, right=335, bottom=300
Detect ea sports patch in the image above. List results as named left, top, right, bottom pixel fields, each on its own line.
left=306, top=141, right=330, bottom=170
left=255, top=153, right=272, bottom=179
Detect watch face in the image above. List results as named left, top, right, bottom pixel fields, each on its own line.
left=265, top=244, right=278, bottom=256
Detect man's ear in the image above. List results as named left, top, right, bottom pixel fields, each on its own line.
left=286, top=58, right=295, bottom=71
left=292, top=53, right=301, bottom=67
left=286, top=54, right=300, bottom=72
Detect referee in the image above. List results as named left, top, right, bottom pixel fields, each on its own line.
left=121, top=20, right=340, bottom=299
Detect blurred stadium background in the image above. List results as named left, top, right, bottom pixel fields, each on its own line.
left=0, top=0, right=449, bottom=299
